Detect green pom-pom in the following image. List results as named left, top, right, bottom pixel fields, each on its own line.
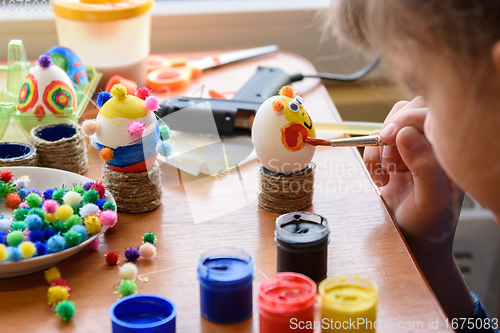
left=142, top=232, right=157, bottom=245
left=71, top=184, right=85, bottom=195
left=64, top=230, right=82, bottom=247
left=25, top=193, right=42, bottom=208
left=13, top=208, right=29, bottom=221
left=7, top=230, right=24, bottom=246
left=52, top=188, right=68, bottom=204
left=55, top=300, right=76, bottom=322
left=0, top=181, right=15, bottom=198
left=102, top=201, right=116, bottom=211
left=10, top=221, right=25, bottom=231
left=28, top=207, right=45, bottom=220
left=65, top=215, right=83, bottom=229
left=72, top=203, right=83, bottom=215
left=42, top=220, right=50, bottom=229
left=116, top=279, right=137, bottom=297
left=82, top=190, right=99, bottom=204
left=159, top=124, right=171, bottom=141
left=52, top=221, right=68, bottom=234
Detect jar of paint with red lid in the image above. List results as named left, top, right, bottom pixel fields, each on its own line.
left=258, top=272, right=317, bottom=333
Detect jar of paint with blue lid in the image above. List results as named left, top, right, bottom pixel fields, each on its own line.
left=197, top=247, right=254, bottom=324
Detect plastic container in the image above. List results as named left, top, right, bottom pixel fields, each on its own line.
left=109, top=294, right=177, bottom=333
left=54, top=0, right=153, bottom=87
left=319, top=276, right=378, bottom=333
left=275, top=211, right=330, bottom=283
left=197, top=247, right=254, bottom=324
left=258, top=272, right=317, bottom=333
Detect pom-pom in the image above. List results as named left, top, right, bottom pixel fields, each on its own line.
left=70, top=225, right=87, bottom=242
left=0, top=181, right=15, bottom=197
left=157, top=141, right=173, bottom=157
left=47, top=285, right=69, bottom=307
left=139, top=243, right=156, bottom=260
left=110, top=84, right=128, bottom=100
left=52, top=221, right=68, bottom=234
left=63, top=191, right=81, bottom=206
left=47, top=234, right=66, bottom=253
left=43, top=199, right=59, bottom=214
left=55, top=205, right=73, bottom=222
left=19, top=241, right=37, bottom=258
left=6, top=246, right=22, bottom=261
left=144, top=96, right=159, bottom=112
left=82, top=189, right=99, bottom=204
left=43, top=188, right=56, bottom=200
left=124, top=247, right=140, bottom=262
left=17, top=188, right=28, bottom=199
left=81, top=119, right=98, bottom=136
left=118, top=262, right=138, bottom=280
left=0, top=218, right=12, bottom=232
left=25, top=193, right=42, bottom=208
left=272, top=99, right=285, bottom=113
left=38, top=54, right=52, bottom=68
left=128, top=121, right=145, bottom=138
left=142, top=232, right=157, bottom=244
left=99, top=147, right=114, bottom=162
left=71, top=184, right=85, bottom=195
left=29, top=229, right=44, bottom=243
left=55, top=300, right=76, bottom=322
left=66, top=215, right=83, bottom=229
left=90, top=182, right=106, bottom=199
left=96, top=199, right=107, bottom=210
left=99, top=210, right=117, bottom=228
left=13, top=178, right=27, bottom=189
left=103, top=201, right=116, bottom=211
left=42, top=227, right=56, bottom=240
left=84, top=215, right=101, bottom=234
left=0, top=232, right=4, bottom=244
left=27, top=188, right=43, bottom=196
left=116, top=279, right=137, bottom=297
left=79, top=203, right=99, bottom=218
left=82, top=182, right=93, bottom=191
left=10, top=221, right=25, bottom=231
left=159, top=124, right=171, bottom=141
left=35, top=241, right=47, bottom=256
left=52, top=188, right=68, bottom=204
left=29, top=207, right=45, bottom=219
left=0, top=170, right=13, bottom=182
left=13, top=208, right=29, bottom=221
left=97, top=91, right=113, bottom=108
left=45, top=266, right=61, bottom=284
left=105, top=251, right=119, bottom=265
left=0, top=243, right=7, bottom=261
left=45, top=213, right=57, bottom=223
left=88, top=238, right=100, bottom=250
left=25, top=214, right=43, bottom=231
left=5, top=192, right=21, bottom=209
left=7, top=230, right=24, bottom=246
left=135, top=86, right=151, bottom=100
left=51, top=278, right=71, bottom=289
left=279, top=85, right=295, bottom=98
left=64, top=230, right=82, bottom=247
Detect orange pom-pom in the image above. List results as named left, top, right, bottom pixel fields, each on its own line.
left=99, top=148, right=114, bottom=162
left=279, top=85, right=295, bottom=98
left=5, top=193, right=21, bottom=209
left=272, top=100, right=285, bottom=113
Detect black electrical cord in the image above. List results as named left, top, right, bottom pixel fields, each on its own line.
left=289, top=57, right=379, bottom=83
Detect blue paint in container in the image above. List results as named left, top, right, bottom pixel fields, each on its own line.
left=197, top=247, right=254, bottom=324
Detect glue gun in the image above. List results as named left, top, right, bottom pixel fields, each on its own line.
left=157, top=67, right=293, bottom=136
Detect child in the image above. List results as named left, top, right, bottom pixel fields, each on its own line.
left=329, top=1, right=500, bottom=332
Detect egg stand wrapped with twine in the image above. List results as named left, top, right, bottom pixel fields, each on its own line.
left=29, top=122, right=88, bottom=174
left=0, top=142, right=37, bottom=166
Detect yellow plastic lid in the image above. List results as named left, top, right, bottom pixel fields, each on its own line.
left=54, top=0, right=153, bottom=21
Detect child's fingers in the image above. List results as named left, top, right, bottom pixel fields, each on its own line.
left=364, top=131, right=389, bottom=186
left=383, top=96, right=425, bottom=126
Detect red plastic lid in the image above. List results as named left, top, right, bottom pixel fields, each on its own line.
left=258, top=272, right=316, bottom=314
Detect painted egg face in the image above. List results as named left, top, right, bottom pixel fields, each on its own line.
left=46, top=46, right=89, bottom=87
left=17, top=62, right=76, bottom=115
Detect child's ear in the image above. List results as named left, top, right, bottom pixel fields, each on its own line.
left=492, top=41, right=500, bottom=72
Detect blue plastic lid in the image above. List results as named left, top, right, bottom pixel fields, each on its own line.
left=109, top=294, right=176, bottom=333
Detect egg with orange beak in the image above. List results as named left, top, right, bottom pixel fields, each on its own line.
left=252, top=85, right=316, bottom=173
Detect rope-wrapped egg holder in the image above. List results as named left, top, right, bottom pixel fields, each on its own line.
left=28, top=122, right=88, bottom=174
left=102, top=162, right=162, bottom=214
left=258, top=163, right=315, bottom=213
left=0, top=142, right=37, bottom=166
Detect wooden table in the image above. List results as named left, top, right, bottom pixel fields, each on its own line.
left=0, top=50, right=453, bottom=332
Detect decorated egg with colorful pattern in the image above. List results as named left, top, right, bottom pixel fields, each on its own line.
left=17, top=55, right=76, bottom=116
left=45, top=46, right=88, bottom=88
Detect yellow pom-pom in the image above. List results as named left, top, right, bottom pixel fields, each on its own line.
left=99, top=147, right=114, bottom=162
left=55, top=205, right=73, bottom=222
left=110, top=84, right=128, bottom=100
left=84, top=215, right=101, bottom=234
left=47, top=286, right=69, bottom=307
left=45, top=213, right=57, bottom=223
left=45, top=266, right=61, bottom=284
left=0, top=243, right=7, bottom=261
left=19, top=241, right=37, bottom=258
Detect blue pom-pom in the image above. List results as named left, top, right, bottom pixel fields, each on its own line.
left=42, top=227, right=56, bottom=240
left=34, top=241, right=47, bottom=256
left=47, top=235, right=66, bottom=253
left=157, top=141, right=173, bottom=157
left=25, top=214, right=43, bottom=231
left=44, top=188, right=56, bottom=200
left=38, top=54, right=52, bottom=68
left=96, top=91, right=112, bottom=108
left=7, top=246, right=22, bottom=261
left=0, top=232, right=4, bottom=244
left=96, top=199, right=107, bottom=210
left=29, top=230, right=44, bottom=243
left=17, top=188, right=28, bottom=199
left=70, top=225, right=88, bottom=241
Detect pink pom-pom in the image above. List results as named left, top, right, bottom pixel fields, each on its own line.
left=43, top=199, right=59, bottom=214
left=128, top=122, right=145, bottom=138
left=139, top=242, right=156, bottom=260
left=82, top=120, right=98, bottom=136
left=20, top=202, right=29, bottom=209
left=135, top=86, right=151, bottom=100
left=24, top=231, right=30, bottom=241
left=99, top=210, right=117, bottom=228
left=88, top=238, right=100, bottom=250
left=144, top=96, right=159, bottom=112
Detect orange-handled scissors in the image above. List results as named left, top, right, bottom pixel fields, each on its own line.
left=146, top=45, right=279, bottom=92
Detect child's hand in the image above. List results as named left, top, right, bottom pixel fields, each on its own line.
left=364, top=97, right=464, bottom=257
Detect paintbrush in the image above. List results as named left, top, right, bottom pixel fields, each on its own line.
left=305, top=135, right=395, bottom=147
